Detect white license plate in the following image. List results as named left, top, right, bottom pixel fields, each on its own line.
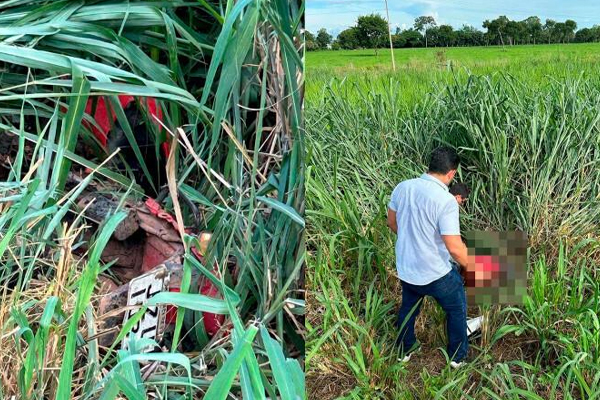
left=122, top=266, right=168, bottom=350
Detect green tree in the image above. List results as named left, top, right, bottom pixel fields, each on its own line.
left=505, top=20, right=525, bottom=45
left=426, top=26, right=440, bottom=46
left=414, top=15, right=436, bottom=47
left=593, top=26, right=600, bottom=42
left=336, top=27, right=360, bottom=49
left=495, top=15, right=510, bottom=45
left=305, top=30, right=318, bottom=51
left=356, top=13, right=388, bottom=55
left=323, top=14, right=586, bottom=50
left=316, top=28, right=333, bottom=49
left=575, top=27, right=594, bottom=43
left=399, top=29, right=423, bottom=47
left=575, top=25, right=600, bottom=43
left=456, top=25, right=484, bottom=46
left=564, top=19, right=577, bottom=42
left=554, top=22, right=567, bottom=43
left=483, top=15, right=509, bottom=46
left=524, top=16, right=542, bottom=44
left=391, top=33, right=406, bottom=48
left=544, top=19, right=557, bottom=43
left=437, top=24, right=455, bottom=47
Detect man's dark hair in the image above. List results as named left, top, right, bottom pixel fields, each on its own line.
left=449, top=183, right=470, bottom=199
left=428, top=146, right=460, bottom=174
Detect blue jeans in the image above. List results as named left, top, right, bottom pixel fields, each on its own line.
left=395, top=266, right=468, bottom=362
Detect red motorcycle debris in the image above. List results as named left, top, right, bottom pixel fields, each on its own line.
left=76, top=95, right=232, bottom=349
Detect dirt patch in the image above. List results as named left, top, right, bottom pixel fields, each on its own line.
left=306, top=282, right=322, bottom=331
left=490, top=333, right=539, bottom=363
left=306, top=370, right=357, bottom=400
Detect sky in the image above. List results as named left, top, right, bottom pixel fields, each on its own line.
left=305, top=0, right=600, bottom=37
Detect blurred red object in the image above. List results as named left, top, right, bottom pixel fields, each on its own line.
left=474, top=255, right=500, bottom=272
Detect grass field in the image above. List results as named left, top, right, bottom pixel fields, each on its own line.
left=306, top=44, right=600, bottom=398
left=307, top=43, right=600, bottom=69
left=306, top=42, right=600, bottom=107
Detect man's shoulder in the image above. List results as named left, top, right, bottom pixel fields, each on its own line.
left=392, top=178, right=420, bottom=195
left=397, top=177, right=421, bottom=188
left=402, top=176, right=448, bottom=191
left=392, top=177, right=413, bottom=191
left=409, top=177, right=455, bottom=205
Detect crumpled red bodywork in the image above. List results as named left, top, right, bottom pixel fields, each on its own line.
left=87, top=96, right=223, bottom=339
left=84, top=95, right=170, bottom=156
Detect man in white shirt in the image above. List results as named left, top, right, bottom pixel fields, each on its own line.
left=387, top=147, right=469, bottom=368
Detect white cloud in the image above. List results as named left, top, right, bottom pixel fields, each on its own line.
left=305, top=12, right=356, bottom=35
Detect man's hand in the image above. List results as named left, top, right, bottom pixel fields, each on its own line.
left=387, top=208, right=397, bottom=234
left=442, top=235, right=469, bottom=268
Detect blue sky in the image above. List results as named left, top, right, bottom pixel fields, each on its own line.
left=306, top=1, right=600, bottom=37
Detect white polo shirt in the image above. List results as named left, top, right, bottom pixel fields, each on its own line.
left=388, top=173, right=461, bottom=285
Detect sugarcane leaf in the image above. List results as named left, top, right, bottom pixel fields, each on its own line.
left=147, top=292, right=236, bottom=314
left=257, top=196, right=305, bottom=228
left=56, top=61, right=90, bottom=192
left=260, top=326, right=302, bottom=400
left=203, top=325, right=259, bottom=400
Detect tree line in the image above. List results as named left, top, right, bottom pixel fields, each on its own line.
left=306, top=14, right=600, bottom=51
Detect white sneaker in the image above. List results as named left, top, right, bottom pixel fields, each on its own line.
left=467, top=316, right=484, bottom=337
left=450, top=361, right=465, bottom=369
left=398, top=345, right=420, bottom=362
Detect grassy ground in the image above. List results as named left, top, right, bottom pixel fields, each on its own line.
left=307, top=43, right=600, bottom=69
left=305, top=44, right=600, bottom=398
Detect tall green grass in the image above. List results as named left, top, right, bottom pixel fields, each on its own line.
left=306, top=70, right=600, bottom=398
left=0, top=0, right=304, bottom=398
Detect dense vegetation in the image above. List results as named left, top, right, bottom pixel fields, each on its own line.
left=0, top=0, right=304, bottom=398
left=306, top=47, right=600, bottom=398
left=306, top=13, right=600, bottom=51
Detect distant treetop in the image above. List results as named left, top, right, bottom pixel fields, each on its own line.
left=308, top=14, right=594, bottom=51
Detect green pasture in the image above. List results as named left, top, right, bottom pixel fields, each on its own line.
left=307, top=42, right=600, bottom=69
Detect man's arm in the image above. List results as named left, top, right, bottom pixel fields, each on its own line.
left=438, top=199, right=468, bottom=267
left=387, top=208, right=397, bottom=234
left=442, top=235, right=468, bottom=268
left=387, top=185, right=399, bottom=234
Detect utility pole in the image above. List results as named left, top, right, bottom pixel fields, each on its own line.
left=384, top=0, right=396, bottom=71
